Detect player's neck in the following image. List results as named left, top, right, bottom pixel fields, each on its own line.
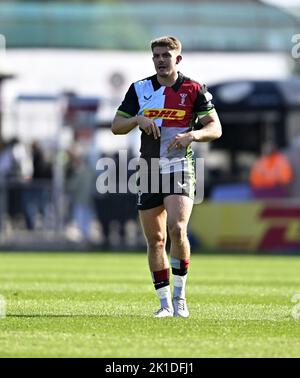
left=157, top=71, right=178, bottom=87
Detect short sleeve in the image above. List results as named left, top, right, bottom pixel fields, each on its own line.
left=193, top=84, right=215, bottom=119
left=117, top=83, right=140, bottom=118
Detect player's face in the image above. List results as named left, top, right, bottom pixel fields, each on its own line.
left=152, top=46, right=181, bottom=78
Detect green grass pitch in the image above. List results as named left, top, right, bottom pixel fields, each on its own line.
left=1, top=252, right=300, bottom=358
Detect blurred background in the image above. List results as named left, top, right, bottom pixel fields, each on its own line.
left=0, top=0, right=299, bottom=253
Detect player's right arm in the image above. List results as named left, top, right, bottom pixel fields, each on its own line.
left=111, top=83, right=160, bottom=139
left=112, top=114, right=160, bottom=139
left=111, top=114, right=139, bottom=135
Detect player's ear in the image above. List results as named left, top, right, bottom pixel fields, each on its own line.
left=176, top=55, right=182, bottom=64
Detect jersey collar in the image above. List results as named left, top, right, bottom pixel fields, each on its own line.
left=151, top=72, right=185, bottom=92
left=172, top=72, right=185, bottom=92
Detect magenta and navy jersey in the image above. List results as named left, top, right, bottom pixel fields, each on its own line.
left=117, top=72, right=215, bottom=172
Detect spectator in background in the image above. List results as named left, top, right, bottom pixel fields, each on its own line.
left=0, top=138, right=32, bottom=179
left=0, top=138, right=33, bottom=226
left=22, top=141, right=53, bottom=230
left=250, top=141, right=293, bottom=199
left=93, top=149, right=138, bottom=248
left=66, top=144, right=96, bottom=243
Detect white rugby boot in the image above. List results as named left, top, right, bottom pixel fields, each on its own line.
left=173, top=297, right=189, bottom=318
left=153, top=307, right=174, bottom=318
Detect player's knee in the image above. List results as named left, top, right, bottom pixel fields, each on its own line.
left=147, top=232, right=166, bottom=250
left=168, top=222, right=187, bottom=242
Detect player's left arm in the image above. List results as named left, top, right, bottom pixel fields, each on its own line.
left=167, top=110, right=222, bottom=151
left=168, top=84, right=222, bottom=151
left=189, top=109, right=222, bottom=142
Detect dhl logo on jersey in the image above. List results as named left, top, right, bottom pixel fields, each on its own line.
left=144, top=108, right=186, bottom=120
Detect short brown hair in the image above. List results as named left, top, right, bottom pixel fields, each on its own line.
left=150, top=36, right=182, bottom=53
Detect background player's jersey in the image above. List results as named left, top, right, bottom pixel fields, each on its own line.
left=117, top=72, right=214, bottom=173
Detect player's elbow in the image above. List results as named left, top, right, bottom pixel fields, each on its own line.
left=212, top=111, right=222, bottom=139
left=213, top=123, right=222, bottom=140
left=216, top=126, right=222, bottom=139
left=111, top=120, right=122, bottom=135
left=111, top=123, right=118, bottom=135
left=111, top=114, right=131, bottom=135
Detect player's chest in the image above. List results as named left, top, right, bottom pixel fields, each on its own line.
left=138, top=86, right=195, bottom=113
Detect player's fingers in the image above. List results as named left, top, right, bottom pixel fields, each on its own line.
left=145, top=126, right=152, bottom=135
left=150, top=123, right=156, bottom=139
left=150, top=122, right=158, bottom=139
left=155, top=123, right=160, bottom=138
left=167, top=138, right=177, bottom=152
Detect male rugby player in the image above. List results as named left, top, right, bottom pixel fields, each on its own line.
left=112, top=36, right=222, bottom=317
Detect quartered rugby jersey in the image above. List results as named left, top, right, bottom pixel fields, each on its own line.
left=117, top=72, right=215, bottom=172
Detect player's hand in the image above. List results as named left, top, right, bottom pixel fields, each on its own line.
left=167, top=132, right=194, bottom=152
left=136, top=116, right=160, bottom=140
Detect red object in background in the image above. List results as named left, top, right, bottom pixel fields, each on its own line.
left=259, top=206, right=300, bottom=251
left=63, top=95, right=100, bottom=130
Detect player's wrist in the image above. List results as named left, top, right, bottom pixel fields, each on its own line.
left=134, top=115, right=140, bottom=126
left=189, top=131, right=196, bottom=143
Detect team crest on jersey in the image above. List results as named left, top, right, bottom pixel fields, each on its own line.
left=144, top=108, right=186, bottom=120
left=179, top=93, right=188, bottom=106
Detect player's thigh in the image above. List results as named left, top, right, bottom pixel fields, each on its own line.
left=164, top=195, right=193, bottom=230
left=139, top=205, right=167, bottom=243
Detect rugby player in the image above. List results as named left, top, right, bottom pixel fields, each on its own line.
left=112, top=36, right=222, bottom=317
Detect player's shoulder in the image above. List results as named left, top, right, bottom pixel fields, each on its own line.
left=180, top=73, right=208, bottom=94
left=133, top=74, right=160, bottom=93
left=134, top=74, right=156, bottom=86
